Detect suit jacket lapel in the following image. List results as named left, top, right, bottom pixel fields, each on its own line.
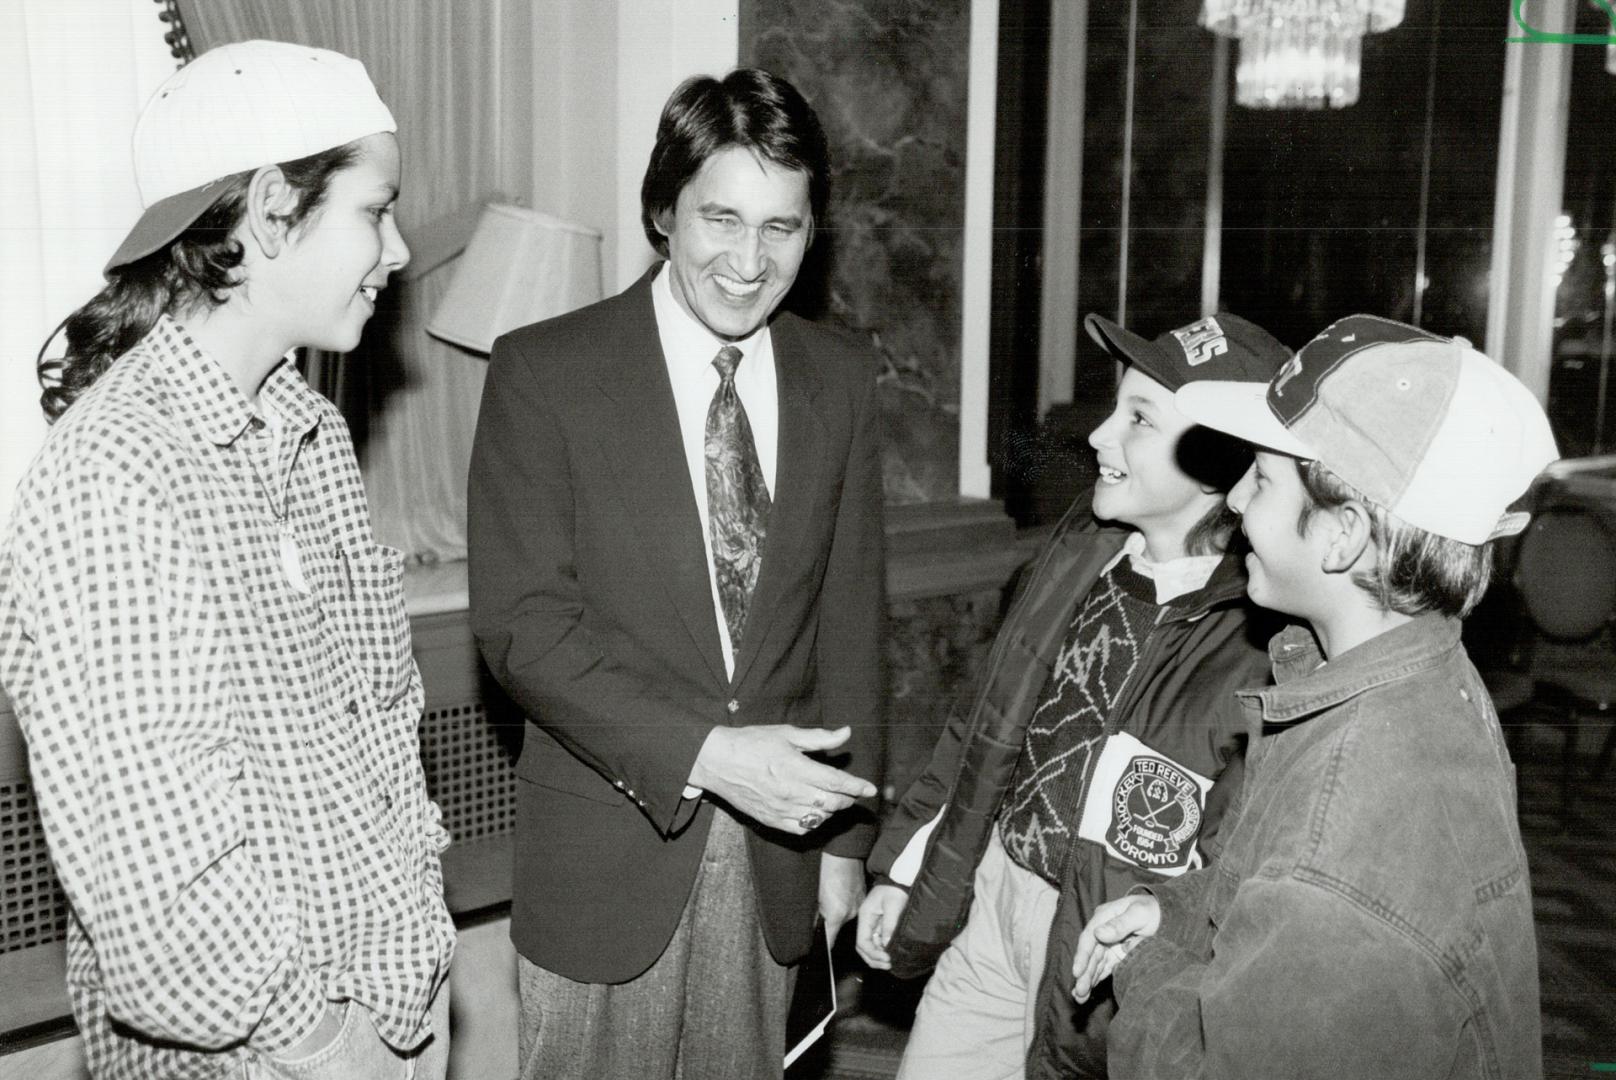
left=730, top=315, right=828, bottom=689
left=590, top=272, right=728, bottom=689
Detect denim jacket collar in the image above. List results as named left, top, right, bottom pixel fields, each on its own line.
left=1242, top=612, right=1463, bottom=725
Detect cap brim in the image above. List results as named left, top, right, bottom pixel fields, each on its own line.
left=1174, top=380, right=1317, bottom=458
left=1084, top=314, right=1180, bottom=391
left=103, top=180, right=226, bottom=276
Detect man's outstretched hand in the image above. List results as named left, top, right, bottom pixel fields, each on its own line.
left=689, top=725, right=876, bottom=835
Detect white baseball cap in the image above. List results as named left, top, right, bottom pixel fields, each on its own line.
left=1175, top=315, right=1560, bottom=545
left=105, top=40, right=396, bottom=275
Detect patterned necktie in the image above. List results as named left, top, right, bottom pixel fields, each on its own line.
left=705, top=345, right=772, bottom=648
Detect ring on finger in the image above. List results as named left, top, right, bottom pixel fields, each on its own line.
left=798, top=810, right=826, bottom=830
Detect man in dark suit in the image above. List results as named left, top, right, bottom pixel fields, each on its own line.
left=468, top=68, right=885, bottom=1080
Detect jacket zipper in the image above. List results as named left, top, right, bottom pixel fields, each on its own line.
left=936, top=517, right=1113, bottom=815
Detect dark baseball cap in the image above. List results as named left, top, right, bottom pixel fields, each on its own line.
left=1084, top=312, right=1292, bottom=390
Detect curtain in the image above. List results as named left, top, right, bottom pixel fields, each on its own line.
left=0, top=0, right=184, bottom=524
left=179, top=0, right=536, bottom=562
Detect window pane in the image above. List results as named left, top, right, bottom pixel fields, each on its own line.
left=1219, top=0, right=1504, bottom=348
left=1547, top=6, right=1616, bottom=458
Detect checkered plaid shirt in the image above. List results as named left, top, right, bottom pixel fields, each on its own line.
left=0, top=317, right=453, bottom=1079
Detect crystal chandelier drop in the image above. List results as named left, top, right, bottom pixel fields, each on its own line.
left=1201, top=1, right=1406, bottom=109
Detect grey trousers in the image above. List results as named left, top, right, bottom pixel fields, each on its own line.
left=517, top=807, right=794, bottom=1080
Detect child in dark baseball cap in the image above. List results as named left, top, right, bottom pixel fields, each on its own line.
left=858, top=313, right=1290, bottom=1078
left=1073, top=315, right=1557, bottom=1080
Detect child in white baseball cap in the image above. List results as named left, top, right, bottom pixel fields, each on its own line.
left=1070, top=315, right=1556, bottom=1079
left=5, top=40, right=452, bottom=1080
left=42, top=38, right=406, bottom=417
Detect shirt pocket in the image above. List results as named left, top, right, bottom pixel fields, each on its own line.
left=332, top=540, right=414, bottom=707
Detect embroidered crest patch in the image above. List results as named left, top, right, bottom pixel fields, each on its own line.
left=1107, top=756, right=1203, bottom=872
left=1076, top=732, right=1214, bottom=877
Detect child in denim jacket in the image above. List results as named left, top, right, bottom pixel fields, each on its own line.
left=1073, top=315, right=1557, bottom=1080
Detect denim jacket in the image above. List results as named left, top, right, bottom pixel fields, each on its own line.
left=1112, top=614, right=1542, bottom=1080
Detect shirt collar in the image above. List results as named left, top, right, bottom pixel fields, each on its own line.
left=651, top=261, right=767, bottom=371
left=152, top=315, right=325, bottom=446
left=1109, top=530, right=1225, bottom=605
left=1244, top=612, right=1463, bottom=725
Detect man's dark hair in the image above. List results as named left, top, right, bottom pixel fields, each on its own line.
left=640, top=68, right=830, bottom=257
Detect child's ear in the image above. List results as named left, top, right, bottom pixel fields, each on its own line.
left=243, top=165, right=299, bottom=259
left=1320, top=500, right=1374, bottom=575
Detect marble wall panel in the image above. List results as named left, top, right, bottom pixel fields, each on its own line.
left=741, top=0, right=970, bottom=504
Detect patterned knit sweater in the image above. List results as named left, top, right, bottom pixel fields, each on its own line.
left=998, top=559, right=1161, bottom=886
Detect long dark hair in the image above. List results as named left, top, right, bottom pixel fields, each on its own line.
left=37, top=143, right=358, bottom=422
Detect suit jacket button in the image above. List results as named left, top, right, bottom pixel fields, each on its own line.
left=727, top=699, right=740, bottom=714
left=347, top=700, right=360, bottom=716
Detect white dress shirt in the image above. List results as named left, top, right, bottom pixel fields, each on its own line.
left=1113, top=530, right=1224, bottom=604
left=651, top=262, right=779, bottom=681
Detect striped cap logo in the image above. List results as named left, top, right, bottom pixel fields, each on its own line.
left=1269, top=315, right=1445, bottom=423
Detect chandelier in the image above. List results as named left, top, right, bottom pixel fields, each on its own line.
left=1201, top=1, right=1406, bottom=109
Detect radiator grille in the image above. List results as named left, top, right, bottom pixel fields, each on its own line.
left=419, top=702, right=518, bottom=843
left=0, top=780, right=70, bottom=955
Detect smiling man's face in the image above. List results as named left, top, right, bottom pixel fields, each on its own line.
left=657, top=145, right=811, bottom=341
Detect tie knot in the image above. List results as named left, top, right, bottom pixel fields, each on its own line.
left=712, top=345, right=743, bottom=381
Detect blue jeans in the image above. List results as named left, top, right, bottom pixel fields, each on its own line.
left=246, top=986, right=450, bottom=1080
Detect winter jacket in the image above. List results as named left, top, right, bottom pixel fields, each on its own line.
left=1110, top=615, right=1542, bottom=1080
left=866, top=493, right=1277, bottom=1077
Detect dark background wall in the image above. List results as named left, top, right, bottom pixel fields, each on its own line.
left=741, top=0, right=972, bottom=506
left=1024, top=0, right=1516, bottom=524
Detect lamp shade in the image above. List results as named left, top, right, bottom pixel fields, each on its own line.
left=426, top=202, right=603, bottom=353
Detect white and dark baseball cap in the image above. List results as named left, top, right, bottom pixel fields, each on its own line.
left=105, top=39, right=395, bottom=275
left=1175, top=314, right=1560, bottom=545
